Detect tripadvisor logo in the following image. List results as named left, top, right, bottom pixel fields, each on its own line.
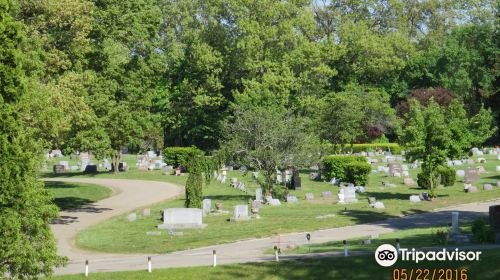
left=374, top=244, right=482, bottom=267
left=375, top=244, right=398, bottom=267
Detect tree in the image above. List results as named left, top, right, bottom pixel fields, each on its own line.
left=400, top=98, right=496, bottom=197
left=400, top=100, right=449, bottom=197
left=0, top=1, right=66, bottom=277
left=223, top=106, right=320, bottom=195
left=320, top=86, right=400, bottom=149
left=82, top=0, right=164, bottom=171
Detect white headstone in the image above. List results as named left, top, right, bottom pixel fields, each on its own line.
left=158, top=208, right=207, bottom=229
left=305, top=193, right=314, bottom=200
left=269, top=198, right=281, bottom=206
left=255, top=188, right=263, bottom=202
left=338, top=187, right=358, bottom=203
left=456, top=170, right=465, bottom=177
left=202, top=199, right=211, bottom=216
left=409, top=195, right=421, bottom=202
left=373, top=201, right=385, bottom=209
left=233, top=205, right=249, bottom=220
left=127, top=213, right=137, bottom=222
left=286, top=195, right=298, bottom=203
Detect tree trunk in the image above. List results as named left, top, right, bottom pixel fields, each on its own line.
left=113, top=151, right=121, bottom=174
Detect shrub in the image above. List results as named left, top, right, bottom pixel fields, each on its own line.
left=271, top=185, right=288, bottom=201
left=163, top=146, right=204, bottom=170
left=322, top=155, right=366, bottom=181
left=437, top=166, right=456, bottom=186
left=416, top=171, right=439, bottom=189
left=433, top=229, right=448, bottom=245
left=471, top=219, right=496, bottom=244
left=345, top=162, right=371, bottom=185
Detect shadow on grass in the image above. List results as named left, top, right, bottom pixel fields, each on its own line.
left=53, top=196, right=94, bottom=211
left=205, top=194, right=253, bottom=202
left=219, top=250, right=500, bottom=280
left=39, top=171, right=106, bottom=178
left=365, top=191, right=449, bottom=201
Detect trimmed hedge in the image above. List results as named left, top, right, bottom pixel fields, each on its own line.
left=325, top=143, right=402, bottom=154
left=345, top=162, right=371, bottom=185
left=322, top=155, right=367, bottom=181
left=163, top=147, right=204, bottom=170
left=437, top=166, right=456, bottom=186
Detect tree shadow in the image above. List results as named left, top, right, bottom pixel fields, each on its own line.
left=205, top=194, right=253, bottom=202
left=53, top=197, right=94, bottom=211
left=39, top=171, right=107, bottom=178
left=364, top=191, right=449, bottom=201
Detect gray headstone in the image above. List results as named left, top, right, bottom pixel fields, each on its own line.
left=158, top=208, right=207, bottom=229
left=451, top=212, right=460, bottom=234
left=321, top=191, right=332, bottom=198
left=286, top=195, right=298, bottom=203
left=143, top=208, right=151, bottom=216
left=464, top=168, right=479, bottom=182
left=484, top=184, right=493, bottom=190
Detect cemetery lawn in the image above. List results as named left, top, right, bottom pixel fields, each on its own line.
left=278, top=223, right=479, bottom=255
left=42, top=154, right=500, bottom=253
left=45, top=181, right=112, bottom=211
left=48, top=249, right=500, bottom=280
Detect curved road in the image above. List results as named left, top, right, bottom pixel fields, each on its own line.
left=47, top=178, right=500, bottom=275
left=47, top=178, right=183, bottom=261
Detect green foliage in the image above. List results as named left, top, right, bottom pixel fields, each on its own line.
left=471, top=219, right=495, bottom=244
left=271, top=185, right=289, bottom=202
left=416, top=169, right=439, bottom=190
left=0, top=1, right=66, bottom=277
left=224, top=106, right=320, bottom=194
left=345, top=162, right=371, bottom=186
left=184, top=171, right=203, bottom=208
left=321, top=156, right=366, bottom=181
left=433, top=229, right=448, bottom=245
left=437, top=166, right=456, bottom=187
left=163, top=147, right=205, bottom=170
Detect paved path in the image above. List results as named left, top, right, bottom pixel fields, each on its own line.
left=47, top=177, right=500, bottom=276
left=46, top=178, right=183, bottom=261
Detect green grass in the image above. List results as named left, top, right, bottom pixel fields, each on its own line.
left=45, top=181, right=112, bottom=210
left=280, top=224, right=476, bottom=255
left=48, top=249, right=500, bottom=280
left=42, top=154, right=500, bottom=253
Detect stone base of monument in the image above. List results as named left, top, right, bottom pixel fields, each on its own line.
left=447, top=233, right=471, bottom=244
left=158, top=223, right=207, bottom=229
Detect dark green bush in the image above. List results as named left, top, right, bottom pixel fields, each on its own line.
left=345, top=162, right=371, bottom=185
left=437, top=166, right=456, bottom=186
left=271, top=185, right=288, bottom=201
left=416, top=171, right=439, bottom=189
left=322, top=155, right=366, bottom=181
left=471, top=219, right=496, bottom=244
left=163, top=146, right=204, bottom=170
